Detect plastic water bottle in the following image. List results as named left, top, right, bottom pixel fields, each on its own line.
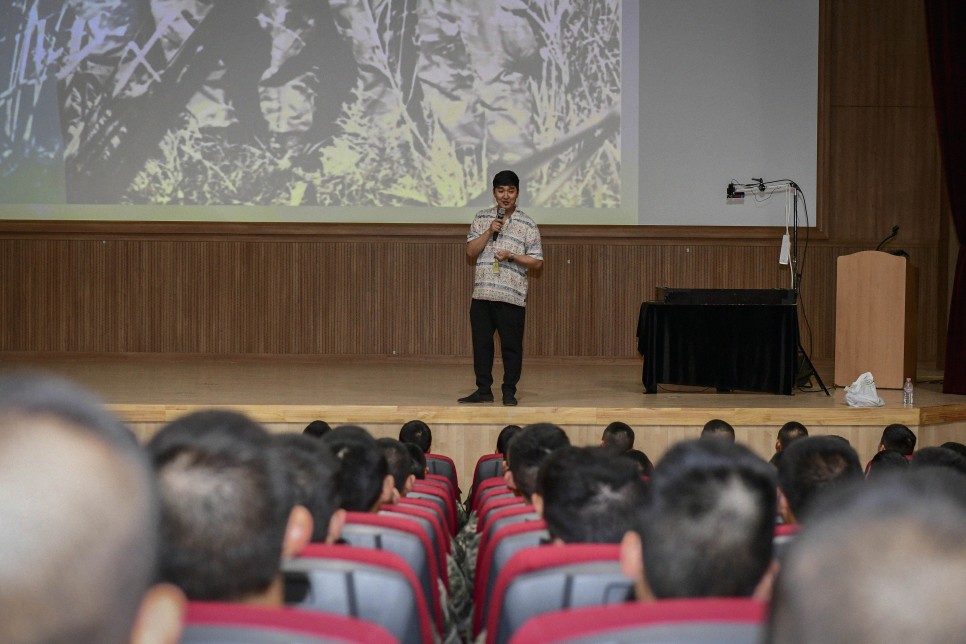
left=903, top=377, right=914, bottom=407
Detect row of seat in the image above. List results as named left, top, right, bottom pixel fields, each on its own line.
left=185, top=452, right=785, bottom=643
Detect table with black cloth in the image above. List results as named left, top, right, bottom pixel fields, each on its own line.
left=636, top=301, right=799, bottom=395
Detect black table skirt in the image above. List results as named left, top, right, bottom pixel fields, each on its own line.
left=636, top=302, right=799, bottom=395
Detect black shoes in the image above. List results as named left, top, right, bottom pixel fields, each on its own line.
left=457, top=390, right=518, bottom=405
left=458, top=391, right=494, bottom=403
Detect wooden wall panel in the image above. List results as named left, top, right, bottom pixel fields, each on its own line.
left=0, top=0, right=951, bottom=369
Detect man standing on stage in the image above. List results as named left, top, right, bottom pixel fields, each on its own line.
left=459, top=170, right=543, bottom=406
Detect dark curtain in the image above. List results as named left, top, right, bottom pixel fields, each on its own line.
left=924, top=0, right=966, bottom=394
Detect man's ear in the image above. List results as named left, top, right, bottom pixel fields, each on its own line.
left=130, top=583, right=186, bottom=644
left=777, top=488, right=797, bottom=525
left=775, top=439, right=782, bottom=452
left=531, top=492, right=545, bottom=518
left=379, top=475, right=396, bottom=507
left=282, top=505, right=313, bottom=558
left=753, top=559, right=780, bottom=602
left=326, top=508, right=347, bottom=545
left=619, top=530, right=653, bottom=602
left=504, top=468, right=516, bottom=491
left=403, top=474, right=416, bottom=496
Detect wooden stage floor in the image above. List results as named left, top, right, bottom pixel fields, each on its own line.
left=3, top=353, right=965, bottom=483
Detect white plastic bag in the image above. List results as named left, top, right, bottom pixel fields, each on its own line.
left=844, top=371, right=885, bottom=407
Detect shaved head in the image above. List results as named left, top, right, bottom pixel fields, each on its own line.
left=0, top=375, right=159, bottom=644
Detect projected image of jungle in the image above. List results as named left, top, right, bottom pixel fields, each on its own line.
left=0, top=0, right=621, bottom=209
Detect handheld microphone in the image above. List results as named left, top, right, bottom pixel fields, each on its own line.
left=493, top=207, right=506, bottom=241
left=874, top=225, right=900, bottom=251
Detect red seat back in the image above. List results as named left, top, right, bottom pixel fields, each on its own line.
left=485, top=544, right=630, bottom=644
left=184, top=601, right=395, bottom=644
left=288, top=543, right=435, bottom=644
left=509, top=597, right=767, bottom=644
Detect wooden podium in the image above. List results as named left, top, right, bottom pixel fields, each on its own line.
left=834, top=251, right=918, bottom=389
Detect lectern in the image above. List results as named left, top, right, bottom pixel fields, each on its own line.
left=834, top=251, right=918, bottom=389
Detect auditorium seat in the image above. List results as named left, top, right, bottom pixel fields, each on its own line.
left=508, top=597, right=768, bottom=644
left=773, top=522, right=800, bottom=560
left=284, top=543, right=434, bottom=644
left=477, top=496, right=526, bottom=534
left=484, top=544, right=632, bottom=644
left=479, top=506, right=542, bottom=554
left=412, top=480, right=457, bottom=535
left=470, top=477, right=508, bottom=512
left=340, top=511, right=444, bottom=633
left=472, top=453, right=505, bottom=490
left=476, top=485, right=516, bottom=512
left=183, top=601, right=395, bottom=644
left=472, top=519, right=549, bottom=637
left=425, top=453, right=460, bottom=496
left=399, top=496, right=452, bottom=553
left=426, top=472, right=459, bottom=502
left=380, top=504, right=449, bottom=588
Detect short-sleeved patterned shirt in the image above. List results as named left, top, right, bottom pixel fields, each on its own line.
left=467, top=207, right=543, bottom=307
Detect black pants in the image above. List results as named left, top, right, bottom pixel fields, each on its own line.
left=470, top=299, right=526, bottom=396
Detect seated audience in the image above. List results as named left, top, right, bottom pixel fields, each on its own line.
left=600, top=421, right=635, bottom=453
left=864, top=423, right=916, bottom=474
left=273, top=433, right=345, bottom=543
left=777, top=436, right=863, bottom=524
left=534, top=446, right=647, bottom=543
left=770, top=421, right=808, bottom=466
left=620, top=439, right=777, bottom=600
left=399, top=419, right=432, bottom=454
left=496, top=424, right=522, bottom=455
left=322, top=425, right=395, bottom=513
left=865, top=449, right=909, bottom=481
left=377, top=437, right=417, bottom=501
left=147, top=410, right=313, bottom=605
left=941, top=441, right=966, bottom=459
left=302, top=419, right=332, bottom=439
left=878, top=423, right=917, bottom=455
left=505, top=423, right=571, bottom=503
left=911, top=446, right=966, bottom=477
left=701, top=418, right=736, bottom=442
left=0, top=373, right=184, bottom=644
left=767, top=469, right=966, bottom=643
left=404, top=441, right=427, bottom=479
left=623, top=449, right=655, bottom=477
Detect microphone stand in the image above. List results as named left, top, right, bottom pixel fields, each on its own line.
left=789, top=183, right=829, bottom=395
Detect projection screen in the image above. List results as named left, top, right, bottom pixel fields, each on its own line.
left=0, top=0, right=817, bottom=226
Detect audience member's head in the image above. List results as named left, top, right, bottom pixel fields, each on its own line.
left=147, top=410, right=311, bottom=605
left=0, top=373, right=184, bottom=644
left=879, top=423, right=916, bottom=456
left=302, top=420, right=332, bottom=439
left=623, top=449, right=655, bottom=478
left=377, top=437, right=416, bottom=499
left=273, top=433, right=345, bottom=543
left=496, top=424, right=522, bottom=455
left=865, top=448, right=909, bottom=481
left=911, top=446, right=966, bottom=477
left=322, top=426, right=394, bottom=512
left=701, top=418, right=735, bottom=442
left=600, top=421, right=635, bottom=453
left=535, top=446, right=647, bottom=543
left=776, top=421, right=808, bottom=451
left=505, top=423, right=571, bottom=502
left=768, top=469, right=966, bottom=643
left=399, top=420, right=432, bottom=453
left=941, top=441, right=966, bottom=460
left=621, top=439, right=776, bottom=601
left=404, top=441, right=427, bottom=480
left=777, top=436, right=863, bottom=524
